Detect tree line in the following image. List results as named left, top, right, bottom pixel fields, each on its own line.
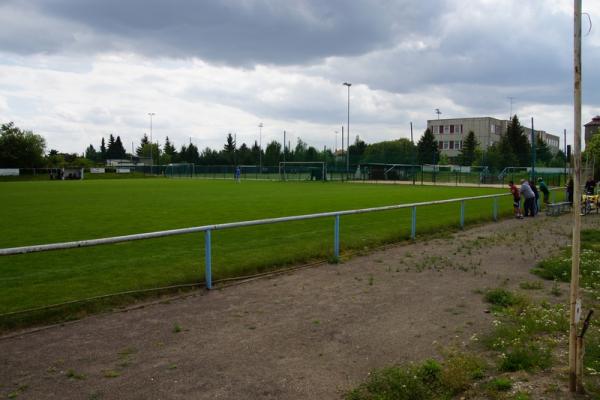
left=0, top=116, right=578, bottom=172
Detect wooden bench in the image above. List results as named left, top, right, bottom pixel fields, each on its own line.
left=546, top=202, right=571, bottom=216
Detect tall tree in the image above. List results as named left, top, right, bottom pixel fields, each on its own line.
left=264, top=140, right=282, bottom=166
left=294, top=138, right=308, bottom=161
left=136, top=134, right=150, bottom=156
left=85, top=144, right=99, bottom=162
left=0, top=122, right=46, bottom=168
left=100, top=137, right=107, bottom=160
left=362, top=139, right=415, bottom=164
left=348, top=136, right=367, bottom=161
left=458, top=131, right=478, bottom=166
left=505, top=115, right=530, bottom=166
left=251, top=140, right=262, bottom=165
left=163, top=137, right=177, bottom=157
left=161, top=136, right=178, bottom=164
left=535, top=134, right=553, bottom=165
left=180, top=143, right=199, bottom=164
left=113, top=136, right=127, bottom=159
left=417, top=128, right=439, bottom=165
left=223, top=133, right=236, bottom=164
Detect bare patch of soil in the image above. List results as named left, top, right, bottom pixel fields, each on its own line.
left=1, top=213, right=599, bottom=399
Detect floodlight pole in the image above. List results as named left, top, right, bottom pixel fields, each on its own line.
left=148, top=112, right=155, bottom=173
left=564, top=129, right=568, bottom=182
left=258, top=123, right=263, bottom=173
left=569, top=0, right=582, bottom=393
left=531, top=118, right=536, bottom=182
left=343, top=82, right=351, bottom=178
left=411, top=122, right=415, bottom=185
left=283, top=130, right=286, bottom=180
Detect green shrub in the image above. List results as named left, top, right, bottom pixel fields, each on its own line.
left=440, top=353, right=486, bottom=394
left=500, top=343, right=552, bottom=372
left=345, top=365, right=432, bottom=400
left=484, top=288, right=519, bottom=308
left=489, top=377, right=512, bottom=391
left=519, top=281, right=543, bottom=290
left=416, top=359, right=442, bottom=385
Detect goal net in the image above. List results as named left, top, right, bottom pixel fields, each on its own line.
left=278, top=162, right=327, bottom=181
left=165, top=163, right=194, bottom=178
left=357, top=163, right=419, bottom=181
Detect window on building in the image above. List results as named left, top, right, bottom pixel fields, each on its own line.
left=444, top=126, right=450, bottom=134
left=449, top=141, right=454, bottom=149
left=460, top=125, right=463, bottom=133
left=438, top=141, right=443, bottom=149
left=490, top=124, right=496, bottom=134
left=443, top=141, right=449, bottom=150
left=439, top=126, right=444, bottom=134
left=450, top=125, right=455, bottom=134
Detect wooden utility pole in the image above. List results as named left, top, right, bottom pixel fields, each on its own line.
left=569, top=0, right=582, bottom=393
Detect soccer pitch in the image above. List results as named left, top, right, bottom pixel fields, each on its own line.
left=0, top=179, right=509, bottom=318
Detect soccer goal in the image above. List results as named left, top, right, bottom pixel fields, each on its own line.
left=278, top=162, right=327, bottom=181
left=357, top=163, right=420, bottom=181
left=165, top=163, right=195, bottom=178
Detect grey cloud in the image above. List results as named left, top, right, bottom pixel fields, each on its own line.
left=0, top=0, right=445, bottom=66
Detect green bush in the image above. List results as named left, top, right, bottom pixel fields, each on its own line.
left=484, top=288, right=519, bottom=308
left=500, top=343, right=552, bottom=372
left=345, top=365, right=432, bottom=400
left=440, top=353, right=486, bottom=394
left=489, top=377, right=512, bottom=391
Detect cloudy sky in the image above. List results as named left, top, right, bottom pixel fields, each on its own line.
left=0, top=0, right=598, bottom=154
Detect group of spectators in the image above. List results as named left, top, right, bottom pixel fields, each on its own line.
left=565, top=176, right=596, bottom=204
left=508, top=178, right=549, bottom=219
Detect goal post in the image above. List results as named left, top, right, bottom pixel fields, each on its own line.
left=357, top=163, right=420, bottom=181
left=164, top=163, right=194, bottom=178
left=278, top=162, right=327, bottom=181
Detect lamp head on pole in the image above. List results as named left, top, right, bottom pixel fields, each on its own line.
left=343, top=82, right=352, bottom=88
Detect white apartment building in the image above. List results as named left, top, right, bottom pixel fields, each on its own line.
left=427, top=117, right=560, bottom=158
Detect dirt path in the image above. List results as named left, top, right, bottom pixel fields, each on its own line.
left=1, top=213, right=599, bottom=400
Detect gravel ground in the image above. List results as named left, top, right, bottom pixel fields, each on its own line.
left=1, top=212, right=598, bottom=400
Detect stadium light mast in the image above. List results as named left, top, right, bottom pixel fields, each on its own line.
left=343, top=82, right=351, bottom=176
left=435, top=108, right=442, bottom=120
left=148, top=112, right=155, bottom=173
left=258, top=123, right=263, bottom=173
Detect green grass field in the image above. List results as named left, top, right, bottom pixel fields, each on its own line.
left=0, top=179, right=510, bottom=325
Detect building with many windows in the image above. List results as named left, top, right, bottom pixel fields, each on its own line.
left=585, top=115, right=600, bottom=146
left=427, top=117, right=560, bottom=158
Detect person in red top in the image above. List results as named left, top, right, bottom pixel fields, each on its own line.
left=509, top=180, right=523, bottom=219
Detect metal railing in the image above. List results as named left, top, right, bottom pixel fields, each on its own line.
left=0, top=192, right=521, bottom=290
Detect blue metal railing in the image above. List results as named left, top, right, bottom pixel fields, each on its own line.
left=0, top=192, right=523, bottom=290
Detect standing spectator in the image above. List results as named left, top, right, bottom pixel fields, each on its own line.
left=509, top=180, right=523, bottom=219
left=538, top=177, right=550, bottom=205
left=584, top=176, right=596, bottom=195
left=529, top=179, right=540, bottom=215
left=520, top=179, right=536, bottom=217
left=235, top=166, right=241, bottom=183
left=567, top=178, right=574, bottom=205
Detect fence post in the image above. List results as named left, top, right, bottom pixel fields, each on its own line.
left=205, top=230, right=212, bottom=290
left=460, top=201, right=465, bottom=229
left=411, top=206, right=417, bottom=240
left=334, top=215, right=340, bottom=259
left=493, top=197, right=498, bottom=221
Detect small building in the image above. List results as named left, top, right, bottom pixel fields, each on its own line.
left=585, top=115, right=600, bottom=146
left=427, top=117, right=560, bottom=158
